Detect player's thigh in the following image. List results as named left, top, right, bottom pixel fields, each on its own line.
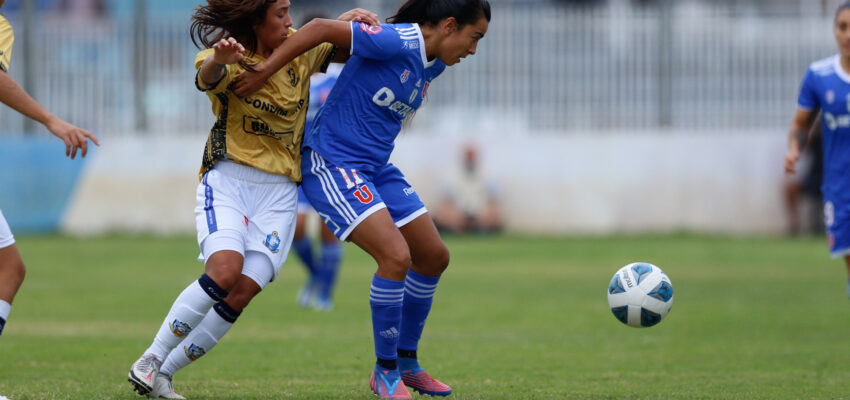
left=374, top=163, right=428, bottom=229
left=245, top=180, right=299, bottom=283
left=347, top=208, right=410, bottom=280
left=194, top=169, right=250, bottom=251
left=300, top=148, right=388, bottom=241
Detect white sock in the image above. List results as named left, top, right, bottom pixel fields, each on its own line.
left=0, top=300, right=10, bottom=336
left=160, top=306, right=234, bottom=376
left=144, top=280, right=220, bottom=361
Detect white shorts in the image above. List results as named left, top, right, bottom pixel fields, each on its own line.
left=195, top=161, right=298, bottom=284
left=0, top=209, right=14, bottom=249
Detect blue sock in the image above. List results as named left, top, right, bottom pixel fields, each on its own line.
left=0, top=316, right=5, bottom=337
left=398, top=270, right=441, bottom=352
left=370, top=275, right=404, bottom=363
left=292, top=237, right=316, bottom=277
left=318, top=242, right=343, bottom=298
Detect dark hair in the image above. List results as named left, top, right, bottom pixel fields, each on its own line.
left=387, top=0, right=491, bottom=28
left=190, top=0, right=277, bottom=69
left=837, top=2, right=850, bottom=21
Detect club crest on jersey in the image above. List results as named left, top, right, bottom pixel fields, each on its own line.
left=827, top=90, right=835, bottom=104
left=263, top=231, right=281, bottom=253
left=359, top=22, right=382, bottom=34
left=184, top=344, right=206, bottom=361
left=286, top=67, right=300, bottom=87
left=169, top=319, right=192, bottom=338
left=400, top=69, right=410, bottom=84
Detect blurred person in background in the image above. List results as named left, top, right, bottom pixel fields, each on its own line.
left=785, top=1, right=850, bottom=298
left=432, top=143, right=502, bottom=235
left=292, top=12, right=345, bottom=312
left=0, top=0, right=98, bottom=346
left=126, top=1, right=377, bottom=398
left=783, top=114, right=823, bottom=236
left=231, top=0, right=491, bottom=397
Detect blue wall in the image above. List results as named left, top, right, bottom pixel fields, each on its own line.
left=0, top=138, right=87, bottom=233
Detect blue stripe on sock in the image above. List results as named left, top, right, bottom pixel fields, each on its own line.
left=202, top=173, right=218, bottom=234
left=0, top=316, right=5, bottom=337
left=370, top=275, right=403, bottom=361
left=398, top=270, right=440, bottom=351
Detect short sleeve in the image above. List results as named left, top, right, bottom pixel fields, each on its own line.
left=194, top=48, right=236, bottom=94
left=797, top=68, right=819, bottom=111
left=349, top=22, right=404, bottom=61
left=302, top=42, right=337, bottom=75
left=0, top=16, right=15, bottom=72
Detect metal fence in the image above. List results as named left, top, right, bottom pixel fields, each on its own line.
left=0, top=1, right=843, bottom=136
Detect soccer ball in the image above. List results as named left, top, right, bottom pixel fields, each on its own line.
left=607, top=262, right=674, bottom=328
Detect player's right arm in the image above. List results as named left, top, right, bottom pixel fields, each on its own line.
left=0, top=70, right=99, bottom=159
left=784, top=108, right=818, bottom=174
left=197, top=37, right=245, bottom=89
left=786, top=66, right=821, bottom=174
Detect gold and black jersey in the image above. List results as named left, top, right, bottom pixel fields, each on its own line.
left=0, top=15, right=14, bottom=72
left=194, top=30, right=335, bottom=182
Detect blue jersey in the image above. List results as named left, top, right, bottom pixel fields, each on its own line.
left=304, top=22, right=447, bottom=175
left=798, top=54, right=850, bottom=203
left=304, top=63, right=342, bottom=135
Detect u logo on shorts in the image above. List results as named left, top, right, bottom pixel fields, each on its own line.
left=353, top=185, right=375, bottom=204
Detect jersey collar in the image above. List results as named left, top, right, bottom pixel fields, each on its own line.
left=413, top=23, right=437, bottom=68
left=833, top=54, right=850, bottom=84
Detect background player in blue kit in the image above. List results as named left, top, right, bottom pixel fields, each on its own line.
left=233, top=0, right=490, bottom=397
left=786, top=1, right=850, bottom=297
left=293, top=13, right=345, bottom=312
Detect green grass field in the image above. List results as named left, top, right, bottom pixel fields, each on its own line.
left=0, top=234, right=848, bottom=399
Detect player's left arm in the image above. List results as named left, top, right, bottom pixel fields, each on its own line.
left=0, top=70, right=99, bottom=159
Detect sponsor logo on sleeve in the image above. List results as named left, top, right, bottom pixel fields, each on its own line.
left=359, top=22, right=382, bottom=34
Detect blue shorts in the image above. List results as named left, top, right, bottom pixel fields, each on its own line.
left=301, top=147, right=428, bottom=240
left=825, top=198, right=850, bottom=258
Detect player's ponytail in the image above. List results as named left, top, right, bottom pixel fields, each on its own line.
left=387, top=0, right=491, bottom=28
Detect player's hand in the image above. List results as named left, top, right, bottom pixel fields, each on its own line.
left=212, top=37, right=245, bottom=65
left=337, top=8, right=379, bottom=25
left=232, top=65, right=267, bottom=98
left=45, top=117, right=100, bottom=160
left=784, top=148, right=800, bottom=175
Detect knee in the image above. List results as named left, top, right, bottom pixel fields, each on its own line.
left=422, top=244, right=450, bottom=275
left=376, top=242, right=412, bottom=277
left=205, top=253, right=244, bottom=290
left=224, top=278, right=262, bottom=311
left=12, top=259, right=25, bottom=287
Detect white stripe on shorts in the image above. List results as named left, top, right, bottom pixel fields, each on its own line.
left=310, top=150, right=357, bottom=223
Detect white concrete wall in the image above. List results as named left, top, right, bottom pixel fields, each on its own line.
left=61, top=129, right=792, bottom=235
